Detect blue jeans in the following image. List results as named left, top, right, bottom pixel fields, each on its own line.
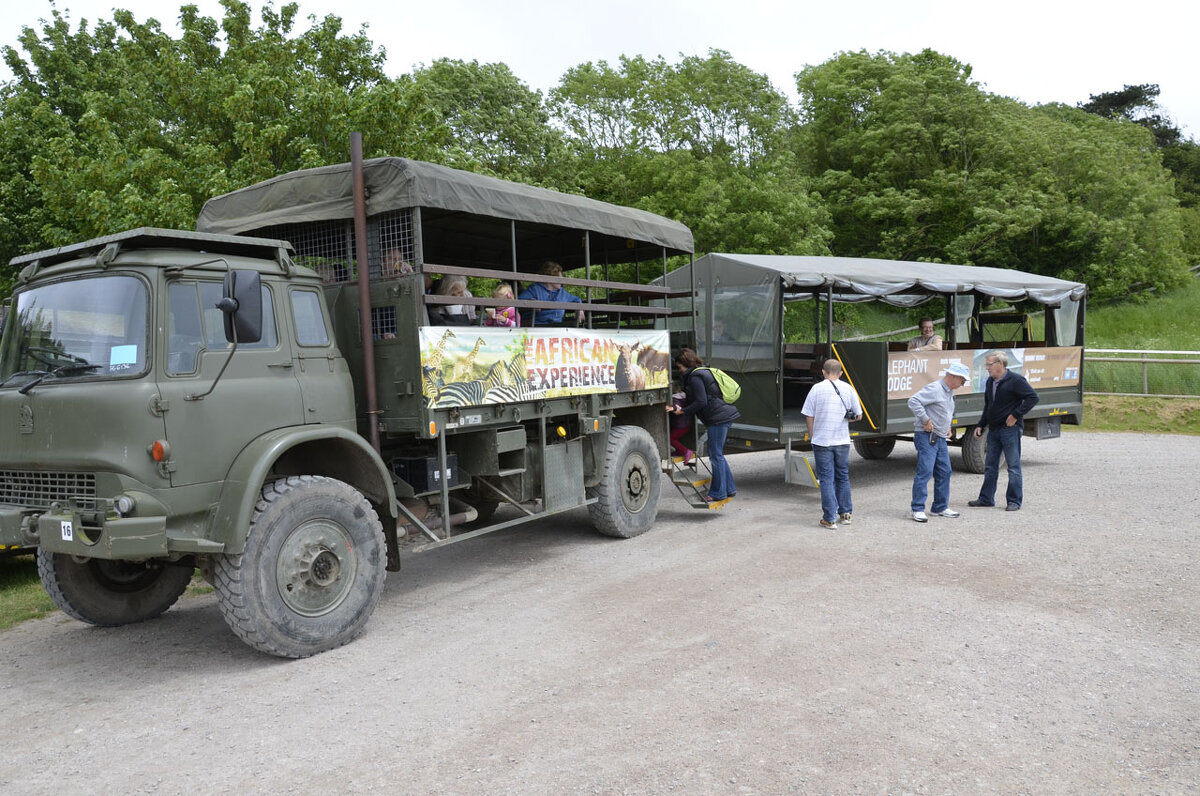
left=911, top=433, right=951, bottom=513
left=705, top=422, right=736, bottom=500
left=978, top=425, right=1023, bottom=507
left=812, top=444, right=852, bottom=522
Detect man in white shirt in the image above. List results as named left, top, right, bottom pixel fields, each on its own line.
left=801, top=359, right=863, bottom=529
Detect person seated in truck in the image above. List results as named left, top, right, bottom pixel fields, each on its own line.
left=907, top=318, right=943, bottom=351
left=518, top=261, right=583, bottom=326
left=430, top=275, right=475, bottom=326
left=381, top=248, right=413, bottom=278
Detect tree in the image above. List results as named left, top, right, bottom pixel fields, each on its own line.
left=551, top=50, right=829, bottom=260
left=0, top=0, right=450, bottom=287
left=412, top=59, right=566, bottom=186
left=1078, top=84, right=1181, bottom=147
left=552, top=49, right=793, bottom=164
left=795, top=49, right=1189, bottom=300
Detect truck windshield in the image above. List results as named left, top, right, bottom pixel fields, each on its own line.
left=0, top=275, right=149, bottom=383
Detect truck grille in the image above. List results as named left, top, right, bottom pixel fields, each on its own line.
left=0, top=470, right=98, bottom=510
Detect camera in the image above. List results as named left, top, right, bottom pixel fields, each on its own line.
left=844, top=410, right=857, bottom=421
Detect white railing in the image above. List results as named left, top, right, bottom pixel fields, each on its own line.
left=1086, top=349, right=1200, bottom=398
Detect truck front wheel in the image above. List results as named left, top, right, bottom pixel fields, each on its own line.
left=37, top=550, right=193, bottom=626
left=215, top=475, right=386, bottom=658
left=587, top=425, right=661, bottom=539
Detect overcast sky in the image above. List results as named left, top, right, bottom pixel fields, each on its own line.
left=3, top=0, right=1197, bottom=137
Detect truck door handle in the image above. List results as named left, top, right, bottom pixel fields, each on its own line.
left=268, top=361, right=294, bottom=369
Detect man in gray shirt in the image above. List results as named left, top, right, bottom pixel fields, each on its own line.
left=908, top=362, right=971, bottom=522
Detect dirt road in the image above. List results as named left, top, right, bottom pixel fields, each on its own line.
left=2, top=431, right=1197, bottom=794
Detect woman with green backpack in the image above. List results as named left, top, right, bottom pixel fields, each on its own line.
left=670, top=348, right=741, bottom=502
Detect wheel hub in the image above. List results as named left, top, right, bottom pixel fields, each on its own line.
left=276, top=521, right=357, bottom=617
left=621, top=453, right=651, bottom=513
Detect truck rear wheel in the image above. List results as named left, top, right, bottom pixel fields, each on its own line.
left=961, top=428, right=987, bottom=474
left=215, top=475, right=386, bottom=658
left=37, top=550, right=193, bottom=626
left=587, top=425, right=661, bottom=539
left=853, top=437, right=896, bottom=460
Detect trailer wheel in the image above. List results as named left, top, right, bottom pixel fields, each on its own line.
left=587, top=425, right=661, bottom=539
left=37, top=549, right=193, bottom=626
left=853, top=437, right=896, bottom=460
left=961, top=428, right=987, bottom=474
left=215, top=475, right=386, bottom=658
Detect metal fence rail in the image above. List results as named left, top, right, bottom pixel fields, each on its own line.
left=1086, top=349, right=1200, bottom=398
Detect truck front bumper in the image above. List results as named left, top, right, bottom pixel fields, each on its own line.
left=37, top=509, right=169, bottom=560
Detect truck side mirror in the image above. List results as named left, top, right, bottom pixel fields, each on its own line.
left=219, top=270, right=263, bottom=344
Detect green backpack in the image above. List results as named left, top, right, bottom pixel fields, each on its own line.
left=699, top=367, right=741, bottom=404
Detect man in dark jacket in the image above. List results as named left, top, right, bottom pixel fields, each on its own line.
left=968, top=351, right=1040, bottom=511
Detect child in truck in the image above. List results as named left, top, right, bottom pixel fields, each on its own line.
left=484, top=282, right=519, bottom=328
left=668, top=386, right=695, bottom=467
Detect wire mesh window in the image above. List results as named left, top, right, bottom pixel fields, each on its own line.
left=371, top=306, right=397, bottom=340
left=376, top=210, right=416, bottom=280
left=258, top=220, right=356, bottom=284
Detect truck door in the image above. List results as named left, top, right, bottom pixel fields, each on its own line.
left=833, top=341, right=888, bottom=434
left=156, top=279, right=305, bottom=487
left=286, top=286, right=356, bottom=426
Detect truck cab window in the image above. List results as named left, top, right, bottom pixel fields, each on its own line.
left=0, top=274, right=148, bottom=381
left=197, top=282, right=277, bottom=350
left=291, top=289, right=330, bottom=346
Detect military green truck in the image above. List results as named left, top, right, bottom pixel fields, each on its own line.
left=0, top=157, right=693, bottom=656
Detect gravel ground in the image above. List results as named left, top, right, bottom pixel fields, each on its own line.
left=1, top=431, right=1197, bottom=794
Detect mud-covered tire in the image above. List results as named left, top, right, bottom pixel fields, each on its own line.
left=587, top=425, right=661, bottom=539
left=214, top=475, right=386, bottom=658
left=37, top=549, right=193, bottom=626
left=961, top=428, right=987, bottom=474
left=853, top=437, right=896, bottom=460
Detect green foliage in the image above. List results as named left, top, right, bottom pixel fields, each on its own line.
left=794, top=49, right=1189, bottom=301
left=552, top=50, right=831, bottom=258
left=1077, top=83, right=1181, bottom=147
left=412, top=59, right=567, bottom=185
left=1086, top=275, right=1200, bottom=350
left=0, top=9, right=1192, bottom=304
left=0, top=0, right=450, bottom=277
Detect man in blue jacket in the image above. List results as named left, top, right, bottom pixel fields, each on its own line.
left=968, top=351, right=1040, bottom=511
left=518, top=261, right=583, bottom=326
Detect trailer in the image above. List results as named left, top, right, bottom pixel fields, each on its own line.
left=661, top=253, right=1087, bottom=476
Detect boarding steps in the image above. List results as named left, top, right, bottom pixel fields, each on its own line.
left=666, top=455, right=732, bottom=510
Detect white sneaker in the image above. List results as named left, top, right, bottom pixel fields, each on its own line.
left=933, top=508, right=961, bottom=518
left=911, top=510, right=928, bottom=523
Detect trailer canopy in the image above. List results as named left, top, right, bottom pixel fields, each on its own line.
left=688, top=253, right=1087, bottom=306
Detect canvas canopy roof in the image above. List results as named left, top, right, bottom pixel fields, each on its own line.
left=686, top=253, right=1087, bottom=305
left=197, top=157, right=693, bottom=255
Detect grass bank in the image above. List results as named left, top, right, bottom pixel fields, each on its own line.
left=0, top=554, right=56, bottom=629
left=1075, top=394, right=1200, bottom=435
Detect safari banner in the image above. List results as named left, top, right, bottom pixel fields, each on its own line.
left=886, top=346, right=1082, bottom=400
left=419, top=328, right=671, bottom=408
